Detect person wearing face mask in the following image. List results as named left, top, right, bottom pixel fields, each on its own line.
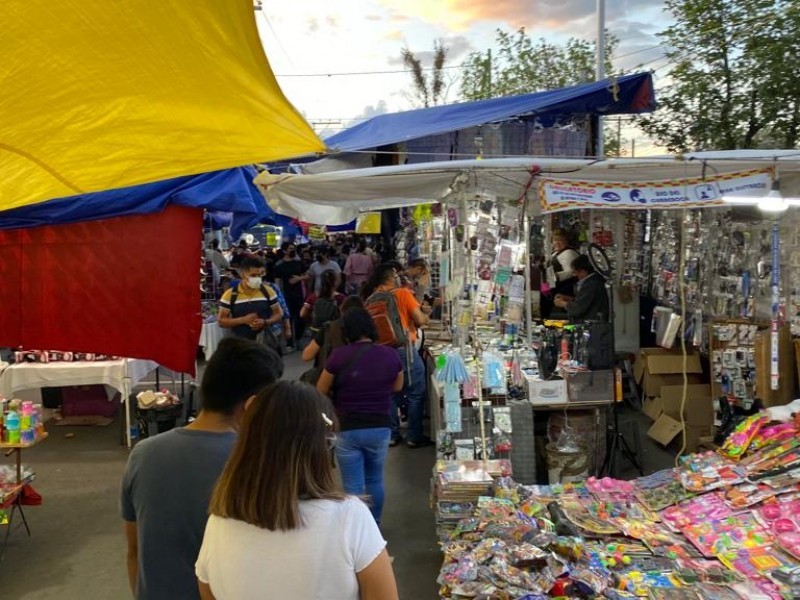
left=217, top=256, right=283, bottom=342
left=302, top=247, right=342, bottom=294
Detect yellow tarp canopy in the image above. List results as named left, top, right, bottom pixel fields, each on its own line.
left=1, top=0, right=324, bottom=210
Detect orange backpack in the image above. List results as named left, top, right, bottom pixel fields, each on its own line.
left=365, top=290, right=409, bottom=347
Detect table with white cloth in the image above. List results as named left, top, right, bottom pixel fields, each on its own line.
left=199, top=321, right=226, bottom=361
left=0, top=359, right=158, bottom=449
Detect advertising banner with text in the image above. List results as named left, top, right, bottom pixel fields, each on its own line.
left=538, top=168, right=773, bottom=212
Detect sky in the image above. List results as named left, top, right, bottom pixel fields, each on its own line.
left=255, top=0, right=672, bottom=153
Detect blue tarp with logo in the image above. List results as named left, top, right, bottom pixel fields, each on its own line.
left=0, top=166, right=296, bottom=238
left=324, top=72, right=655, bottom=152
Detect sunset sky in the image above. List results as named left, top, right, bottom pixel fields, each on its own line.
left=256, top=0, right=671, bottom=151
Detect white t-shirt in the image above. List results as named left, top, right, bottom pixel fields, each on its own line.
left=196, top=497, right=385, bottom=600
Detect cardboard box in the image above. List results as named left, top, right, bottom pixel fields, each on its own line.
left=755, top=325, right=796, bottom=408
left=680, top=425, right=716, bottom=453
left=634, top=348, right=704, bottom=398
left=524, top=374, right=568, bottom=405
left=565, top=369, right=614, bottom=403
left=647, top=415, right=714, bottom=453
left=658, top=383, right=714, bottom=426
left=647, top=414, right=683, bottom=446
left=643, top=397, right=663, bottom=421
left=645, top=383, right=714, bottom=453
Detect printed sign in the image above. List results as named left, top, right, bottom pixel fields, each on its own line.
left=538, top=168, right=773, bottom=212
left=355, top=212, right=381, bottom=234
left=308, top=225, right=327, bottom=241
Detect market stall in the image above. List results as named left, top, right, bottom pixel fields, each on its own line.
left=260, top=150, right=800, bottom=596
left=0, top=358, right=158, bottom=449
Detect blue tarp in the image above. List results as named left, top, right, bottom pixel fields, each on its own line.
left=0, top=166, right=296, bottom=239
left=325, top=73, right=655, bottom=152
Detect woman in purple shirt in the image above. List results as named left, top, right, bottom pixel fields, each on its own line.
left=317, top=308, right=403, bottom=524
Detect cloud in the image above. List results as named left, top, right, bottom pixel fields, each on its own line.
left=384, top=30, right=404, bottom=42
left=346, top=100, right=390, bottom=127
left=326, top=15, right=339, bottom=28
left=365, top=14, right=382, bottom=21
left=376, top=0, right=665, bottom=31
left=306, top=17, right=319, bottom=33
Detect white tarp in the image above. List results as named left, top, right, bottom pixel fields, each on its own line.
left=255, top=153, right=800, bottom=225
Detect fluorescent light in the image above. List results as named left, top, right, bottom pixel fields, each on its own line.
left=758, top=190, right=789, bottom=213
left=722, top=177, right=790, bottom=213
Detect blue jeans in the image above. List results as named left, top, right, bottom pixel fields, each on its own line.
left=336, top=428, right=390, bottom=523
left=392, top=346, right=427, bottom=443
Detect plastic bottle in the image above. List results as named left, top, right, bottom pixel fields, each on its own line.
left=20, top=401, right=32, bottom=432
left=5, top=408, right=20, bottom=444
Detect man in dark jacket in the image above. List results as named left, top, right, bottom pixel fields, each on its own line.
left=553, top=255, right=609, bottom=322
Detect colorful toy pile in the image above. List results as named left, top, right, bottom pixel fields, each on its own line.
left=435, top=410, right=800, bottom=599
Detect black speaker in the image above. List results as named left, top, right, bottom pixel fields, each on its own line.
left=587, top=321, right=614, bottom=370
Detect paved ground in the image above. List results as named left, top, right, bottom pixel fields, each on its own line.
left=0, top=351, right=673, bottom=599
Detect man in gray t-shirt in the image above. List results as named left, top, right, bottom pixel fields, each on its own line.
left=121, top=339, right=282, bottom=600
left=305, top=247, right=341, bottom=293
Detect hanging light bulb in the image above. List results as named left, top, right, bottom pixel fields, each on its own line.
left=722, top=172, right=788, bottom=212
left=757, top=178, right=788, bottom=213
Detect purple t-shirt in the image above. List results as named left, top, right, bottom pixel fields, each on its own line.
left=326, top=342, right=402, bottom=430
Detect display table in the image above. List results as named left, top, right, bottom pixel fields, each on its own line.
left=0, top=360, right=158, bottom=449
left=199, top=321, right=225, bottom=361
left=0, top=433, right=47, bottom=560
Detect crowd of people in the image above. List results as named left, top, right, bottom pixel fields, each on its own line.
left=122, top=233, right=437, bottom=599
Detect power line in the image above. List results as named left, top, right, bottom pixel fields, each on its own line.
left=275, top=65, right=464, bottom=78
left=275, top=46, right=666, bottom=79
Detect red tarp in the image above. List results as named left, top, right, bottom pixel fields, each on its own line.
left=0, top=205, right=202, bottom=374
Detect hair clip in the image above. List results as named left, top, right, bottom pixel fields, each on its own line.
left=321, top=412, right=333, bottom=427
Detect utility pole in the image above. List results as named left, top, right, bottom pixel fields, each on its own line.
left=596, top=0, right=605, bottom=158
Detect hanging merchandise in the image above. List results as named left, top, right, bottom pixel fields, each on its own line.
left=436, top=350, right=471, bottom=384
left=770, top=222, right=781, bottom=391
left=413, top=204, right=433, bottom=225
left=481, top=351, right=506, bottom=394
left=444, top=383, right=462, bottom=433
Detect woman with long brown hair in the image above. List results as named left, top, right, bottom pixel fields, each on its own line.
left=195, top=381, right=398, bottom=600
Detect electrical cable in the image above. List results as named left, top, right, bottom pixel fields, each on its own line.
left=675, top=169, right=691, bottom=465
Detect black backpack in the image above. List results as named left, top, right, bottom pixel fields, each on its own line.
left=312, top=295, right=340, bottom=328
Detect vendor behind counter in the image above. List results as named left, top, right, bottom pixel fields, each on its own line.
left=554, top=255, right=609, bottom=323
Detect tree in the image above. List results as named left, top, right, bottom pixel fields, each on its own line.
left=459, top=28, right=618, bottom=100
left=401, top=40, right=449, bottom=108
left=459, top=28, right=620, bottom=156
left=638, top=0, right=800, bottom=152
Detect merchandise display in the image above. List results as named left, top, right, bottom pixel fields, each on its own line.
left=434, top=410, right=800, bottom=598
left=11, top=350, right=120, bottom=364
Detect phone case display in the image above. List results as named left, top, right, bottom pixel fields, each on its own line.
left=620, top=212, right=647, bottom=289
left=709, top=321, right=758, bottom=408
left=648, top=211, right=707, bottom=312
left=783, top=211, right=800, bottom=336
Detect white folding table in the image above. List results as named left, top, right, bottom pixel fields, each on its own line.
left=0, top=359, right=158, bottom=449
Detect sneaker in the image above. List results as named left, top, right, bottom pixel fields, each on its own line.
left=389, top=436, right=403, bottom=447
left=406, top=437, right=435, bottom=449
